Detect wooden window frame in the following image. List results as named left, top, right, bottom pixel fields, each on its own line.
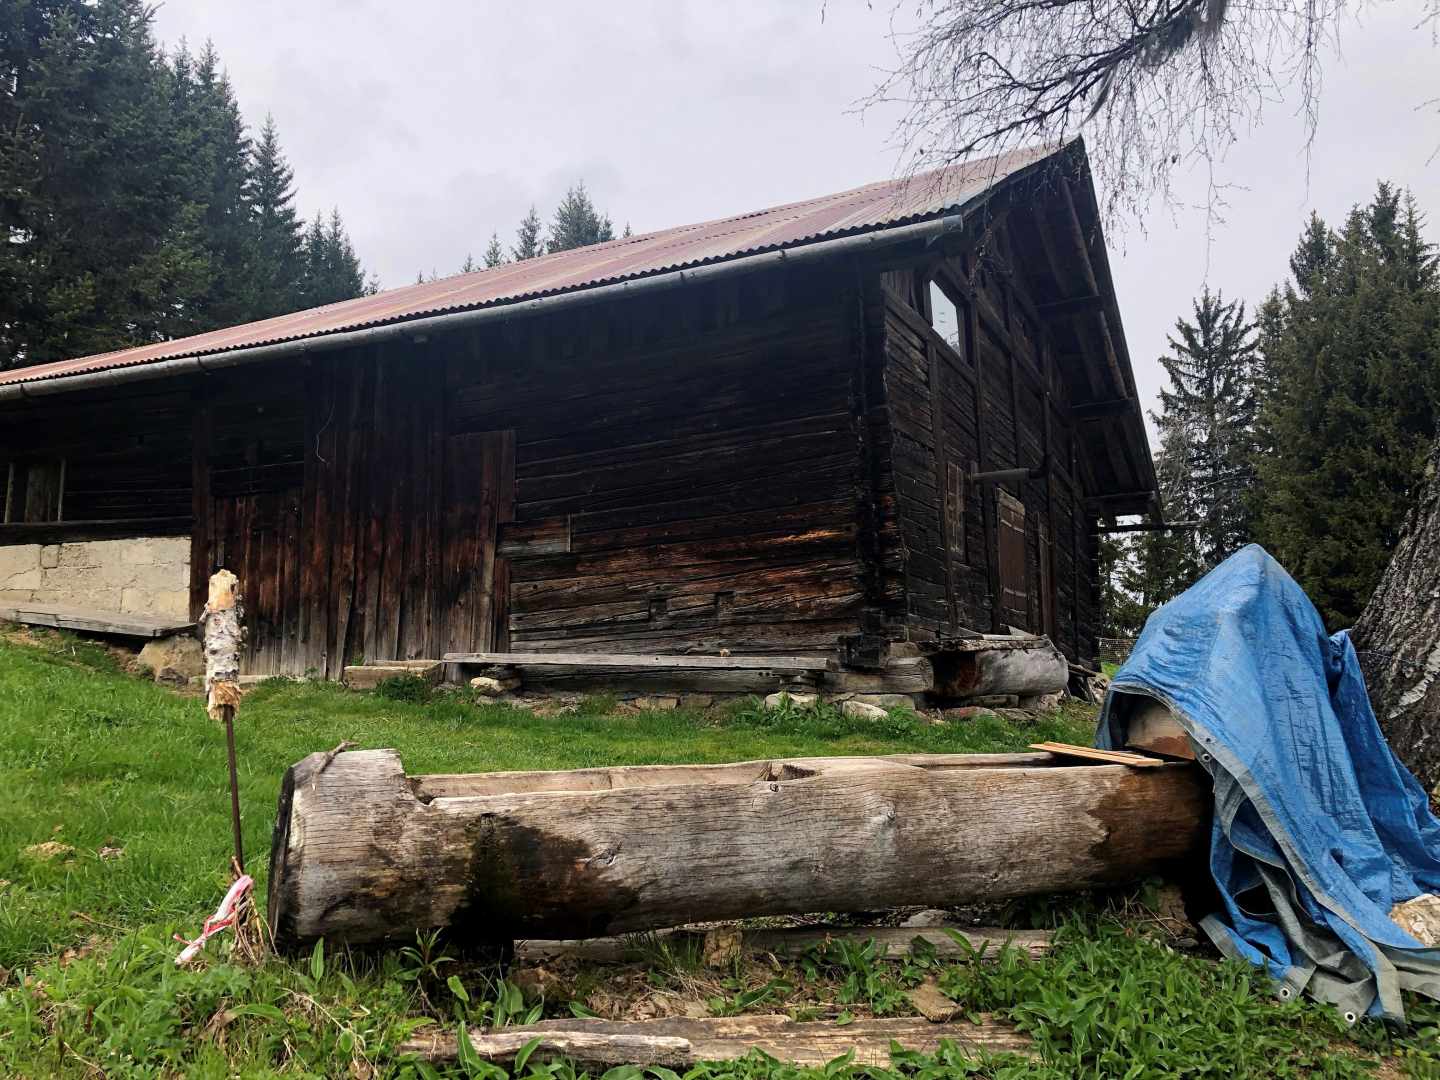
left=2, top=457, right=65, bottom=525
left=922, top=270, right=969, bottom=363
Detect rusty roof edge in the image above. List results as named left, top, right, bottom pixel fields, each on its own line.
left=0, top=208, right=972, bottom=402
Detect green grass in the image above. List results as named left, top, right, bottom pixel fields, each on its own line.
left=0, top=631, right=1090, bottom=967
left=1, top=626, right=1435, bottom=1078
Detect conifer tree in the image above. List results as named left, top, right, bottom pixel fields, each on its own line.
left=1255, top=185, right=1440, bottom=626
left=459, top=253, right=477, bottom=274
left=1154, top=289, right=1258, bottom=567
left=546, top=181, right=614, bottom=253
left=512, top=207, right=543, bottom=261
left=483, top=232, right=506, bottom=268
left=301, top=209, right=369, bottom=307
left=168, top=41, right=254, bottom=331
left=248, top=116, right=305, bottom=317
left=0, top=0, right=208, bottom=366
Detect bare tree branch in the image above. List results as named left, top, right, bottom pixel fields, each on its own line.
left=868, top=0, right=1438, bottom=226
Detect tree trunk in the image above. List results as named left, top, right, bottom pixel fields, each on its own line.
left=266, top=748, right=1208, bottom=950
left=1353, top=437, right=1440, bottom=796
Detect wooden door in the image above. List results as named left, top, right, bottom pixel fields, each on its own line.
left=441, top=430, right=515, bottom=656
left=996, top=489, right=1028, bottom=631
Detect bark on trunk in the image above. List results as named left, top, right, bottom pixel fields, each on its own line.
left=266, top=748, right=1208, bottom=950
left=1353, top=437, right=1440, bottom=796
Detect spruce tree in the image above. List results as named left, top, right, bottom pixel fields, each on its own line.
left=248, top=116, right=305, bottom=317
left=1255, top=185, right=1440, bottom=626
left=301, top=209, right=369, bottom=307
left=1154, top=289, right=1259, bottom=567
left=483, top=232, right=506, bottom=268
left=0, top=0, right=208, bottom=366
left=546, top=181, right=614, bottom=253
left=168, top=41, right=254, bottom=331
left=512, top=207, right=543, bottom=261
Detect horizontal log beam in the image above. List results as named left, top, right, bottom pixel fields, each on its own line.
left=0, top=516, right=192, bottom=546
left=267, top=749, right=1210, bottom=949
left=443, top=650, right=829, bottom=672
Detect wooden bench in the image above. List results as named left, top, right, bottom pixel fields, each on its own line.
left=0, top=602, right=195, bottom=639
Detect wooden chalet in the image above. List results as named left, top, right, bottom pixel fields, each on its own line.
left=0, top=140, right=1155, bottom=688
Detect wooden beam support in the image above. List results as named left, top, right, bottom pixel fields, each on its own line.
left=0, top=516, right=193, bottom=547
left=443, top=650, right=828, bottom=671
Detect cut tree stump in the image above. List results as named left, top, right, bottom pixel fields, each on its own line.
left=399, top=1014, right=1033, bottom=1067
left=267, top=749, right=1208, bottom=950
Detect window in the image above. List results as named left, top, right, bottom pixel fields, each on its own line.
left=927, top=279, right=963, bottom=354
left=3, top=458, right=64, bottom=524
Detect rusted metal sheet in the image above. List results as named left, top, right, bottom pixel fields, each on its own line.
left=0, top=146, right=1054, bottom=389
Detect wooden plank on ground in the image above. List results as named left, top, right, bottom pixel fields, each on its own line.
left=443, top=650, right=829, bottom=671
left=515, top=924, right=1053, bottom=964
left=1028, top=742, right=1167, bottom=767
left=400, top=1015, right=1033, bottom=1068
left=0, top=603, right=195, bottom=639
left=743, top=925, right=1053, bottom=960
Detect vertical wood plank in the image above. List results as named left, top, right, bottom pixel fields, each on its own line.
left=329, top=361, right=366, bottom=677
left=964, top=256, right=1001, bottom=633
left=492, top=429, right=516, bottom=652
left=190, top=400, right=212, bottom=622
left=361, top=350, right=387, bottom=661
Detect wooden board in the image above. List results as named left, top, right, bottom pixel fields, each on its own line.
left=267, top=748, right=1209, bottom=949
left=1028, top=742, right=1167, bottom=768
left=400, top=1014, right=1033, bottom=1067
left=0, top=603, right=195, bottom=639
left=444, top=650, right=829, bottom=671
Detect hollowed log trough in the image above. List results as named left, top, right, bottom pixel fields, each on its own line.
left=266, top=749, right=1208, bottom=951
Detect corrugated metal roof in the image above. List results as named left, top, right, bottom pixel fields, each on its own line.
left=0, top=144, right=1056, bottom=387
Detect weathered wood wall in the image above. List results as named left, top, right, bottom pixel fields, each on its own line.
left=176, top=266, right=872, bottom=674
left=190, top=353, right=516, bottom=678
left=870, top=210, right=1102, bottom=663
left=446, top=267, right=868, bottom=657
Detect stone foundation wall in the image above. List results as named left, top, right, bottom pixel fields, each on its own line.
left=0, top=536, right=190, bottom=619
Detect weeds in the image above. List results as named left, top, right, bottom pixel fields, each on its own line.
left=374, top=674, right=435, bottom=703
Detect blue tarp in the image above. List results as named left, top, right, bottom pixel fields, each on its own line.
left=1096, top=544, right=1440, bottom=1021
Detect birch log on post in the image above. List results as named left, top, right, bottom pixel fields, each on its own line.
left=203, top=570, right=246, bottom=871
left=266, top=750, right=1209, bottom=951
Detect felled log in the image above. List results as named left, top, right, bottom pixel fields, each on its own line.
left=400, top=1014, right=1033, bottom=1068
left=267, top=750, right=1208, bottom=950
left=929, top=637, right=1069, bottom=699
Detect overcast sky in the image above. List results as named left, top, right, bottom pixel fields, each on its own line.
left=151, top=2, right=1439, bottom=439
